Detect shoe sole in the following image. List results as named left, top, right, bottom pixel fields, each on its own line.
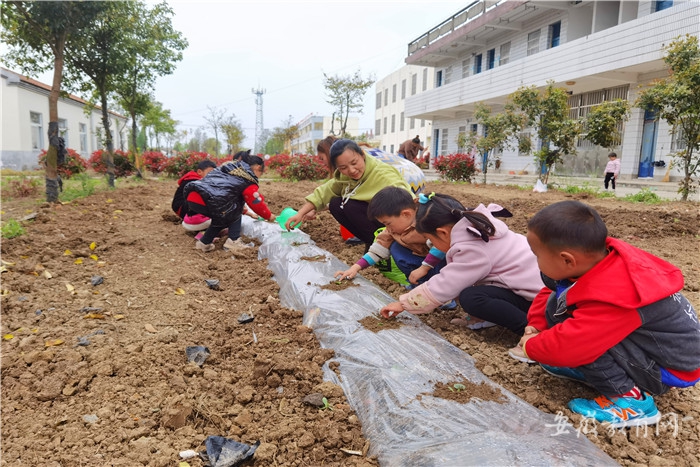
left=606, top=412, right=661, bottom=429
left=508, top=350, right=535, bottom=364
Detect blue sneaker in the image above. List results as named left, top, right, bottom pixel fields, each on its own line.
left=438, top=300, right=458, bottom=310
left=568, top=393, right=661, bottom=428
left=540, top=364, right=588, bottom=384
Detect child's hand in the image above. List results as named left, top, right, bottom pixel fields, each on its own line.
left=334, top=265, right=361, bottom=280
left=523, top=326, right=539, bottom=336
left=380, top=302, right=404, bottom=319
left=518, top=331, right=538, bottom=349
left=408, top=266, right=429, bottom=284
left=285, top=213, right=303, bottom=231
left=267, top=214, right=276, bottom=222
left=245, top=210, right=259, bottom=219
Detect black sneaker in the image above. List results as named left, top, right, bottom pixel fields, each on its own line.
left=345, top=236, right=363, bottom=245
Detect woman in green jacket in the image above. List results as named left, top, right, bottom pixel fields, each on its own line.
left=284, top=139, right=413, bottom=249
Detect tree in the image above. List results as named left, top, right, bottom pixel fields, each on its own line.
left=637, top=34, right=700, bottom=201
left=323, top=70, right=375, bottom=136
left=510, top=82, right=582, bottom=183
left=221, top=115, right=245, bottom=155
left=584, top=99, right=630, bottom=151
left=141, top=101, right=177, bottom=151
left=203, top=106, right=226, bottom=160
left=1, top=1, right=109, bottom=202
left=271, top=116, right=299, bottom=154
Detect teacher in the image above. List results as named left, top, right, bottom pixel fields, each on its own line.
left=284, top=139, right=413, bottom=249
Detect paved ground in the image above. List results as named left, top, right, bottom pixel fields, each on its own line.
left=423, top=170, right=697, bottom=202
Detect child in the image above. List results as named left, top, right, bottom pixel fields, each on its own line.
left=171, top=159, right=217, bottom=232
left=184, top=152, right=275, bottom=252
left=379, top=193, right=544, bottom=335
left=334, top=187, right=451, bottom=305
left=516, top=200, right=700, bottom=428
left=604, top=152, right=620, bottom=190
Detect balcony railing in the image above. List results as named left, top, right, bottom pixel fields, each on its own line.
left=407, top=0, right=504, bottom=56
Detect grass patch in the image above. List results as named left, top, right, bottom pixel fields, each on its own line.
left=624, top=188, right=663, bottom=204
left=1, top=219, right=26, bottom=239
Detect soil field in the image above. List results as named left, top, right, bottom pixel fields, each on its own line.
left=1, top=177, right=698, bottom=467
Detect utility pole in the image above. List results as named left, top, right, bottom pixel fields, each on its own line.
left=252, top=87, right=265, bottom=153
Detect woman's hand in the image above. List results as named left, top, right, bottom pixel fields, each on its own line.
left=380, top=302, right=404, bottom=319
left=303, top=209, right=317, bottom=221
left=335, top=265, right=361, bottom=281
left=285, top=213, right=304, bottom=231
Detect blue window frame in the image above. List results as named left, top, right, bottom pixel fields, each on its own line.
left=549, top=21, right=561, bottom=48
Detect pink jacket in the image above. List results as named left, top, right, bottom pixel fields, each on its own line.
left=605, top=158, right=621, bottom=176
left=399, top=204, right=544, bottom=314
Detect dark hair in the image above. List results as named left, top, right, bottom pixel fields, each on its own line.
left=317, top=135, right=337, bottom=158
left=328, top=139, right=364, bottom=170
left=527, top=200, right=607, bottom=253
left=608, top=152, right=617, bottom=158
left=233, top=149, right=251, bottom=161
left=367, top=186, right=415, bottom=219
left=412, top=136, right=421, bottom=144
left=240, top=152, right=265, bottom=173
left=415, top=193, right=496, bottom=242
left=197, top=160, right=217, bottom=171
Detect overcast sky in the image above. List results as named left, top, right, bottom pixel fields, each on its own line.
left=150, top=0, right=467, bottom=149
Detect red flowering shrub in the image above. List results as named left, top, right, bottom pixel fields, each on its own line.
left=266, top=153, right=292, bottom=173
left=277, top=154, right=329, bottom=181
left=434, top=153, right=477, bottom=182
left=162, top=152, right=215, bottom=178
left=88, top=149, right=135, bottom=178
left=142, top=151, right=167, bottom=174
left=37, top=148, right=87, bottom=179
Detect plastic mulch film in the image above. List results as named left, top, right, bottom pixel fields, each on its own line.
left=243, top=218, right=618, bottom=466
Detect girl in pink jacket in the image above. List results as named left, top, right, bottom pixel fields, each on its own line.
left=380, top=193, right=544, bottom=335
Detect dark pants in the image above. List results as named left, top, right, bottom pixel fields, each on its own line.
left=187, top=202, right=241, bottom=244
left=390, top=242, right=446, bottom=283
left=604, top=172, right=616, bottom=189
left=329, top=197, right=383, bottom=246
left=458, top=285, right=531, bottom=335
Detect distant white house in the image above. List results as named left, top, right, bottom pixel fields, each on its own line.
left=374, top=64, right=434, bottom=157
left=1, top=68, right=127, bottom=171
left=403, top=0, right=699, bottom=180
left=290, top=113, right=359, bottom=154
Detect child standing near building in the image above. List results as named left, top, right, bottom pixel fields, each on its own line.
left=184, top=153, right=275, bottom=252
left=516, top=200, right=700, bottom=427
left=379, top=193, right=543, bottom=335
left=334, top=186, right=448, bottom=291
left=603, top=152, right=620, bottom=190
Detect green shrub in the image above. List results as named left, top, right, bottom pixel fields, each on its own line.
left=625, top=188, right=662, bottom=204
left=88, top=149, right=135, bottom=178
left=2, top=176, right=40, bottom=198
left=277, top=154, right=329, bottom=181
left=434, top=153, right=477, bottom=182
left=61, top=173, right=99, bottom=202
left=1, top=219, right=26, bottom=239
left=37, top=148, right=87, bottom=179
left=162, top=151, right=214, bottom=178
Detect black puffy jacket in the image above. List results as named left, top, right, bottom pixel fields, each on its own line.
left=183, top=161, right=258, bottom=225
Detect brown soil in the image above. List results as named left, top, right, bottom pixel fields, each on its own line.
left=428, top=379, right=507, bottom=404
left=1, top=177, right=699, bottom=466
left=318, top=280, right=359, bottom=291
left=357, top=315, right=406, bottom=333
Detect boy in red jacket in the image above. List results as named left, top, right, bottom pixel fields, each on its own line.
left=516, top=200, right=700, bottom=428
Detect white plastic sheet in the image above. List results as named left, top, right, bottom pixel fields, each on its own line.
left=243, top=218, right=617, bottom=466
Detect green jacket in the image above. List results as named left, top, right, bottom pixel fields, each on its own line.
left=305, top=153, right=413, bottom=210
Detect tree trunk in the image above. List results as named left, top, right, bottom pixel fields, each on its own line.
left=45, top=34, right=66, bottom=203
left=100, top=91, right=116, bottom=187
left=129, top=110, right=143, bottom=179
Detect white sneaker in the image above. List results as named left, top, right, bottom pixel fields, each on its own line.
left=195, top=240, right=215, bottom=252
left=223, top=238, right=249, bottom=251
left=508, top=345, right=536, bottom=364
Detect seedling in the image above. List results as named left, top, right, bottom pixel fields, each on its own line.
left=448, top=383, right=466, bottom=392
left=320, top=397, right=334, bottom=411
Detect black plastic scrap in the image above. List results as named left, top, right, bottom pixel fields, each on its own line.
left=202, top=436, right=259, bottom=467
left=185, top=346, right=210, bottom=367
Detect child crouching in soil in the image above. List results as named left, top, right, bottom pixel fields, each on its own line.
left=516, top=200, right=700, bottom=428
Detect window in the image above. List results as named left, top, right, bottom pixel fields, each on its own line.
left=392, top=84, right=397, bottom=103
left=384, top=89, right=388, bottom=106
left=436, top=70, right=443, bottom=87
left=568, top=85, right=630, bottom=147
left=458, top=126, right=467, bottom=151
left=421, top=119, right=425, bottom=128
left=390, top=144, right=395, bottom=153
left=528, top=29, right=541, bottom=56
left=486, top=49, right=495, bottom=70
left=548, top=21, right=561, bottom=48
left=473, top=54, right=482, bottom=74
left=58, top=118, right=68, bottom=147
left=462, top=59, right=470, bottom=78
left=499, top=42, right=511, bottom=66
left=422, top=68, right=428, bottom=91
left=411, top=74, right=417, bottom=95
left=401, top=79, right=406, bottom=99
left=391, top=114, right=396, bottom=133
left=79, top=123, right=87, bottom=153
left=410, top=117, right=416, bottom=130
left=441, top=129, right=449, bottom=153
left=400, top=112, right=405, bottom=131
left=671, top=127, right=686, bottom=151
left=518, top=132, right=531, bottom=156
left=444, top=65, right=453, bottom=85
left=655, top=0, right=673, bottom=12
left=375, top=119, right=381, bottom=135
left=30, top=111, right=43, bottom=150
left=383, top=117, right=387, bottom=135
left=376, top=92, right=382, bottom=109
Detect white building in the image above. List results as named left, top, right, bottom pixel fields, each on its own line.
left=290, top=113, right=359, bottom=155
left=404, top=0, right=699, bottom=180
left=1, top=68, right=127, bottom=171
left=374, top=65, right=434, bottom=156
